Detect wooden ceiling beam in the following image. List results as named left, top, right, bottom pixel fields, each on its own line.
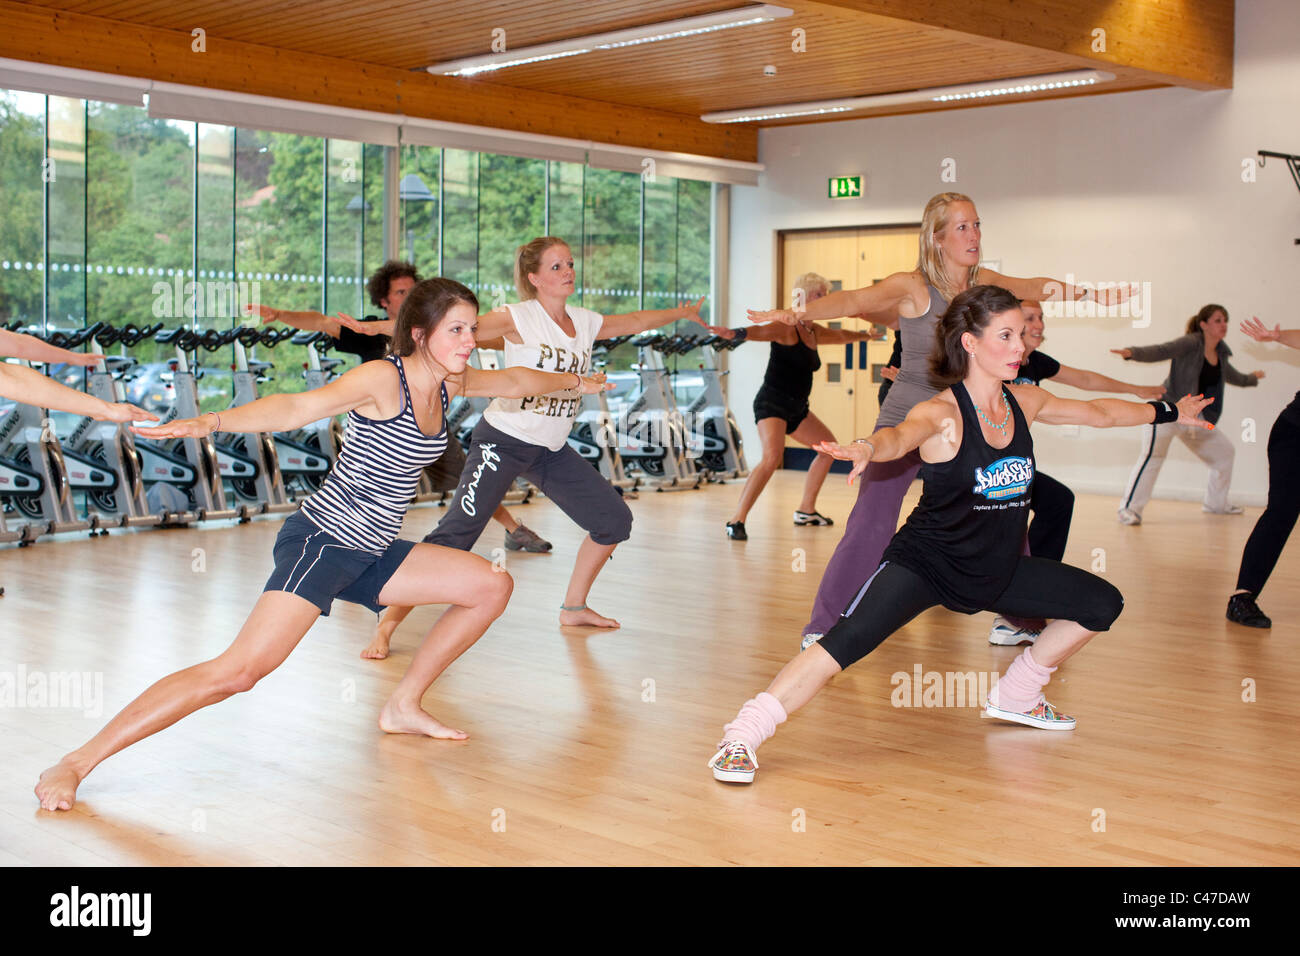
left=805, top=0, right=1233, bottom=89
left=0, top=0, right=756, bottom=161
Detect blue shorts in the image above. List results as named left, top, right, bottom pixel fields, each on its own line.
left=264, top=511, right=415, bottom=616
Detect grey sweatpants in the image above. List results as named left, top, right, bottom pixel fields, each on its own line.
left=422, top=419, right=633, bottom=549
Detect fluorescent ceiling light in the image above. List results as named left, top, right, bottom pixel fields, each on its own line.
left=429, top=4, right=793, bottom=77
left=701, top=69, right=1116, bottom=124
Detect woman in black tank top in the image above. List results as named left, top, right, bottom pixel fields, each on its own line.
left=725, top=273, right=883, bottom=540
left=708, top=286, right=1210, bottom=785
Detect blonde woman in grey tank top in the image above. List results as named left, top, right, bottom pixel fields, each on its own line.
left=748, top=192, right=1137, bottom=647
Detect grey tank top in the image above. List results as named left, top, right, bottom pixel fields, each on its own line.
left=876, top=283, right=949, bottom=428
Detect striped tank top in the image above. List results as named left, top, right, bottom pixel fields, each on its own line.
left=299, top=355, right=448, bottom=554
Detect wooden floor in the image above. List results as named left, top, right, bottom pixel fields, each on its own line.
left=2, top=472, right=1298, bottom=866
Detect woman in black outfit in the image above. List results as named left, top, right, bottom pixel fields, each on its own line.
left=708, top=285, right=1209, bottom=784
left=988, top=299, right=1166, bottom=645
left=1227, top=317, right=1300, bottom=628
left=726, top=273, right=882, bottom=540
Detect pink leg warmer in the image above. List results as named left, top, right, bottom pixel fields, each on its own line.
left=722, top=692, right=788, bottom=752
left=996, top=648, right=1056, bottom=713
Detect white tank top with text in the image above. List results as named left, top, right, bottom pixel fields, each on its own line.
left=482, top=299, right=603, bottom=451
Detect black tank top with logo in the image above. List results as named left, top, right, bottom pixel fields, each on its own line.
left=881, top=382, right=1035, bottom=613
left=758, top=328, right=821, bottom=407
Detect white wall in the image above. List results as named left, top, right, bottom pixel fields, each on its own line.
left=728, top=0, right=1300, bottom=505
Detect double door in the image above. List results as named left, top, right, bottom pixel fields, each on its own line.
left=779, top=226, right=918, bottom=442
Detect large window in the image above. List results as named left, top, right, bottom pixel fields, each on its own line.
left=1, top=86, right=716, bottom=389
left=0, top=92, right=47, bottom=328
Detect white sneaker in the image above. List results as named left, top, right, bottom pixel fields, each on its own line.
left=1203, top=504, right=1244, bottom=515
left=984, top=684, right=1076, bottom=731
left=988, top=616, right=1040, bottom=646
left=800, top=632, right=824, bottom=651
left=793, top=510, right=834, bottom=526
left=1117, top=508, right=1142, bottom=526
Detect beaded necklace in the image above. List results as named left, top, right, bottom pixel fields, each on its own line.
left=973, top=389, right=1011, bottom=434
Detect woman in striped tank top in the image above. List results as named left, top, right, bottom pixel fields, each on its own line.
left=35, top=278, right=611, bottom=812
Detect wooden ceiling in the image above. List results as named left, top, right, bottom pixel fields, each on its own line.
left=0, top=0, right=1234, bottom=162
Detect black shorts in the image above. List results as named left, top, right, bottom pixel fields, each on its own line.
left=753, top=388, right=809, bottom=435
left=264, top=511, right=415, bottom=616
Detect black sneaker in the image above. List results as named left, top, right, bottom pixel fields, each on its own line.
left=1226, top=592, right=1271, bottom=629
left=726, top=521, right=747, bottom=540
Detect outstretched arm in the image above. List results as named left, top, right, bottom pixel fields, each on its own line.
left=749, top=272, right=922, bottom=327
left=813, top=395, right=952, bottom=485
left=334, top=313, right=395, bottom=338
left=1050, top=363, right=1166, bottom=400
left=0, top=363, right=154, bottom=422
left=977, top=267, right=1134, bottom=307
left=811, top=323, right=887, bottom=346
left=458, top=367, right=611, bottom=399
left=247, top=304, right=341, bottom=338
left=1011, top=384, right=1211, bottom=429
left=599, top=297, right=720, bottom=339
left=132, top=360, right=391, bottom=439
left=0, top=329, right=103, bottom=367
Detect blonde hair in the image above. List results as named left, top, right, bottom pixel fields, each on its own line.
left=916, top=192, right=979, bottom=304
left=514, top=236, right=570, bottom=300
left=793, top=272, right=831, bottom=304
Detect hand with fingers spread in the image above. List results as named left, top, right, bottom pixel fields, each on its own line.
left=1239, top=316, right=1280, bottom=343
left=814, top=439, right=874, bottom=486
left=679, top=296, right=709, bottom=327
left=1176, top=393, right=1216, bottom=429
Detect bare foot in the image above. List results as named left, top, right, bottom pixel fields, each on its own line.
left=378, top=699, right=468, bottom=739
left=35, top=760, right=82, bottom=811
left=559, top=606, right=620, bottom=628
left=362, top=619, right=398, bottom=660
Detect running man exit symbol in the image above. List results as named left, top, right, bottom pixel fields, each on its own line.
left=828, top=176, right=863, bottom=199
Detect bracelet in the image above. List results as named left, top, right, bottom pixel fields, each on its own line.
left=571, top=372, right=582, bottom=390
left=1147, top=400, right=1178, bottom=424
left=206, top=411, right=222, bottom=432
left=853, top=438, right=876, bottom=454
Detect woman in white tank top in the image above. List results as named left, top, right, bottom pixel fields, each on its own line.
left=369, top=236, right=726, bottom=654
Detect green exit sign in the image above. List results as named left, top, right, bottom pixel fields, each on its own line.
left=828, top=175, right=863, bottom=199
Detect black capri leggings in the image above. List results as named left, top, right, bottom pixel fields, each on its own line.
left=818, top=557, right=1124, bottom=670
left=1236, top=413, right=1300, bottom=596
left=1028, top=471, right=1075, bottom=563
